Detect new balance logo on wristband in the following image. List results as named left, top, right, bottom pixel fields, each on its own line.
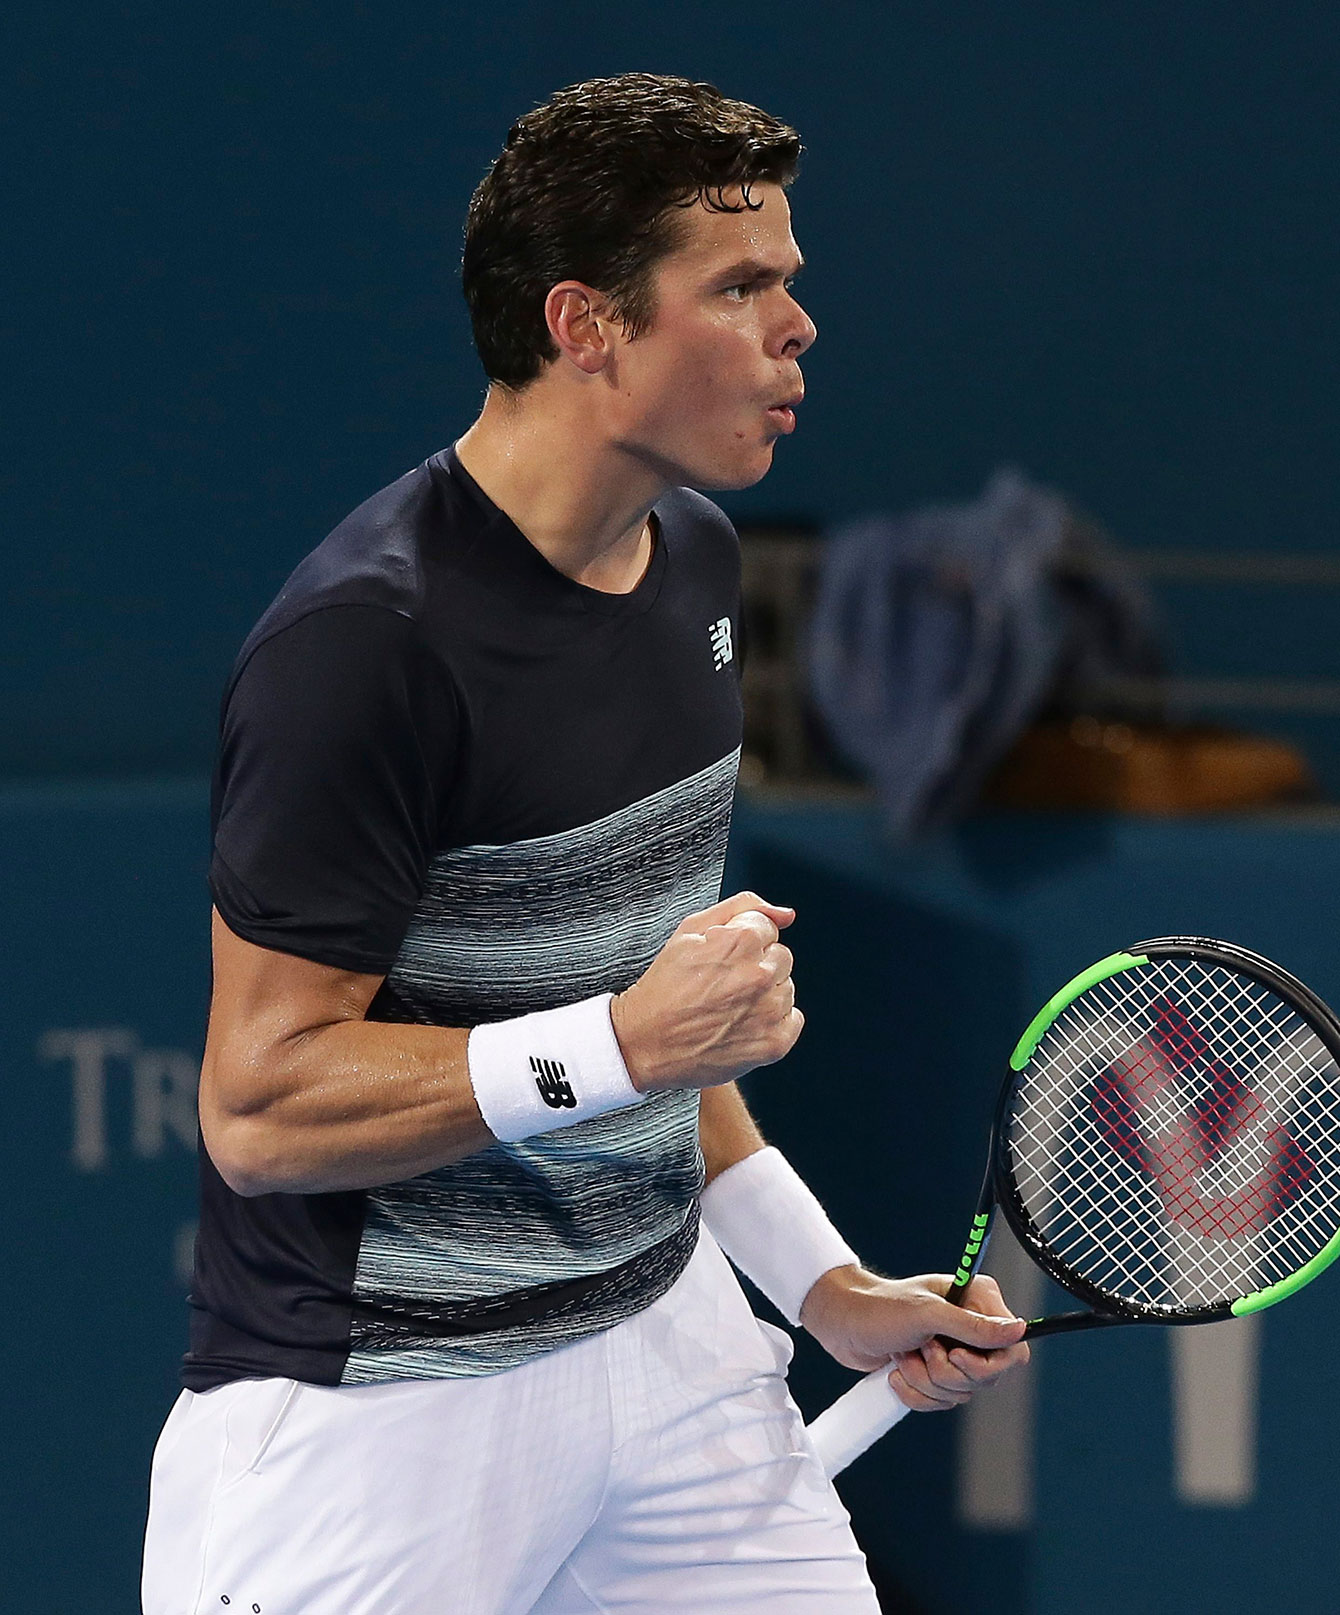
left=530, top=1056, right=577, bottom=1110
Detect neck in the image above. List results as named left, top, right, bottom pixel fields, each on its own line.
left=454, top=383, right=668, bottom=594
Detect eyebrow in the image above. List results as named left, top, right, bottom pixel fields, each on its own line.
left=711, top=254, right=805, bottom=284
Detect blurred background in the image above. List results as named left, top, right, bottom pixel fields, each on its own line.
left=5, top=2, right=1340, bottom=1609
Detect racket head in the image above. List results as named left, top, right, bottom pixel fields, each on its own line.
left=991, top=938, right=1340, bottom=1326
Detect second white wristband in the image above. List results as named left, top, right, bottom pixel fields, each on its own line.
left=700, top=1145, right=859, bottom=1326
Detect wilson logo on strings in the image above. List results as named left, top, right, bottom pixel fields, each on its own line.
left=1092, top=997, right=1314, bottom=1241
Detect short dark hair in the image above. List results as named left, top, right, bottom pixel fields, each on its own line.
left=462, top=73, right=801, bottom=389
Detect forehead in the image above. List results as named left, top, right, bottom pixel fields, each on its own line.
left=662, top=183, right=801, bottom=275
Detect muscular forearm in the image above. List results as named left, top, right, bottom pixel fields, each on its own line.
left=219, top=1028, right=770, bottom=1198
left=698, top=1082, right=766, bottom=1182
left=216, top=1033, right=765, bottom=1201
left=203, top=1018, right=493, bottom=1196
left=204, top=891, right=797, bottom=1199
left=217, top=1032, right=765, bottom=1199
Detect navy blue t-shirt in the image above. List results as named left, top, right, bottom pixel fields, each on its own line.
left=186, top=446, right=744, bottom=1389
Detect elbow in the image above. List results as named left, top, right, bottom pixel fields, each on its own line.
left=218, top=1161, right=280, bottom=1201
left=200, top=1100, right=297, bottom=1199
left=200, top=1038, right=315, bottom=1196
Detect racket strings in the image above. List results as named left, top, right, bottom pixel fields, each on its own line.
left=1032, top=975, right=1338, bottom=1307
left=1007, top=959, right=1340, bottom=1314
left=1058, top=982, right=1330, bottom=1306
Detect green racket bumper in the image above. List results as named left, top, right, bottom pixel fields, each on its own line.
left=1008, top=950, right=1150, bottom=1071
left=1232, top=1219, right=1340, bottom=1315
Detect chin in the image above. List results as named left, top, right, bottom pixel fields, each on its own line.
left=685, top=444, right=777, bottom=493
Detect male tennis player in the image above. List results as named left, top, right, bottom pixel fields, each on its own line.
left=142, top=73, right=1028, bottom=1614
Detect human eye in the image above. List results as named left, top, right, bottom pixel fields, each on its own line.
left=722, top=282, right=753, bottom=301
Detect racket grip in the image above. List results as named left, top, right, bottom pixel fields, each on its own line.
left=805, top=1364, right=911, bottom=1478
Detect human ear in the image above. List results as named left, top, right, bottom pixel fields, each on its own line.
left=544, top=282, right=614, bottom=376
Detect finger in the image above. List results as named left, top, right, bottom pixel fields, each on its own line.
left=917, top=1338, right=977, bottom=1397
left=676, top=892, right=796, bottom=934
left=717, top=911, right=780, bottom=948
left=891, top=1352, right=971, bottom=1410
left=885, top=1366, right=947, bottom=1415
left=765, top=969, right=797, bottom=1007
left=928, top=1299, right=1026, bottom=1352
left=763, top=942, right=794, bottom=983
left=760, top=978, right=797, bottom=1032
left=752, top=1001, right=803, bottom=1068
left=960, top=1273, right=1011, bottom=1318
left=946, top=1341, right=1031, bottom=1384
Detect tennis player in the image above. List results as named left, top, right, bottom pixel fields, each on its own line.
left=142, top=73, right=1028, bottom=1614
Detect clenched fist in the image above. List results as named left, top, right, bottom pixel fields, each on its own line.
left=610, top=891, right=803, bottom=1094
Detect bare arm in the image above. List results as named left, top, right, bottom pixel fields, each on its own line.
left=691, top=957, right=1032, bottom=1411
left=698, top=1082, right=766, bottom=1183
left=203, top=891, right=801, bottom=1198
left=199, top=908, right=493, bottom=1196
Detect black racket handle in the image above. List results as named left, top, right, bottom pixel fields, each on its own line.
left=934, top=1279, right=973, bottom=1352
left=946, top=1162, right=998, bottom=1306
left=936, top=1232, right=991, bottom=1358
left=1023, top=1309, right=1126, bottom=1339
left=942, top=1305, right=1119, bottom=1350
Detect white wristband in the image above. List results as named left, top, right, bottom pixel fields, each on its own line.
left=700, top=1145, right=860, bottom=1326
left=467, top=994, right=643, bottom=1144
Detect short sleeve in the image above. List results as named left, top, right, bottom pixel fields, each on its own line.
left=209, top=604, right=459, bottom=973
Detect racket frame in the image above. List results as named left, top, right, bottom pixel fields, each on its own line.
left=810, top=935, right=1340, bottom=1478
left=953, top=936, right=1340, bottom=1335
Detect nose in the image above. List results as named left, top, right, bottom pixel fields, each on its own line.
left=773, top=290, right=817, bottom=360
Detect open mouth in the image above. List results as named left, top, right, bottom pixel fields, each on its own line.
left=766, top=397, right=802, bottom=432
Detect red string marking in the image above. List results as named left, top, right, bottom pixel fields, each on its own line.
left=1090, top=994, right=1314, bottom=1242
left=1152, top=999, right=1258, bottom=1159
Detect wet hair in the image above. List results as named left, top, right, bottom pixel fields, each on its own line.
left=462, top=73, right=801, bottom=388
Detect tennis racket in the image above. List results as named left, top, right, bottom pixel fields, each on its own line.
left=807, top=936, right=1340, bottom=1477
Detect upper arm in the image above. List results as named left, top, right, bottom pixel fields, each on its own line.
left=200, top=906, right=386, bottom=1136
left=200, top=607, right=462, bottom=1189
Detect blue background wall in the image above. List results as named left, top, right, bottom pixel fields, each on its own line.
left=7, top=0, right=1340, bottom=776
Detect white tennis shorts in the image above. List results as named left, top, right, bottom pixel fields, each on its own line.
left=141, top=1231, right=880, bottom=1613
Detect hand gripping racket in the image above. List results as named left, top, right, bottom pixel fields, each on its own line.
left=807, top=937, right=1340, bottom=1477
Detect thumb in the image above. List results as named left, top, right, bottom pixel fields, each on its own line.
left=676, top=891, right=796, bottom=935
left=930, top=1302, right=1027, bottom=1352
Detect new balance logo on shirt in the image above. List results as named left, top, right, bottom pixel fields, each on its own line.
left=709, top=617, right=733, bottom=669
left=530, top=1056, right=577, bottom=1109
